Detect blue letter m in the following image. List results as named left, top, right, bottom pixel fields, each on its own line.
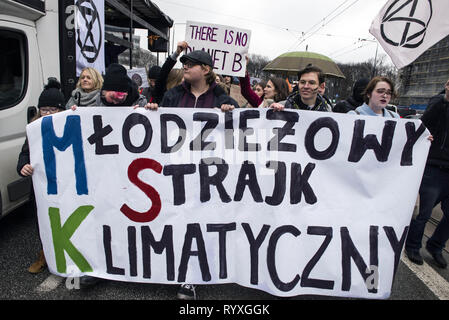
left=41, top=115, right=88, bottom=195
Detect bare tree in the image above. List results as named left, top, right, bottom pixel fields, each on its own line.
left=247, top=53, right=271, bottom=78
left=328, top=54, right=398, bottom=102
left=118, top=48, right=158, bottom=69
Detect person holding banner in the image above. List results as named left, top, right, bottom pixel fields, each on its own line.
left=405, top=79, right=449, bottom=269
left=156, top=50, right=238, bottom=299
left=65, top=67, right=103, bottom=109
left=347, top=77, right=400, bottom=118
left=159, top=50, right=238, bottom=111
left=17, top=78, right=66, bottom=274
left=95, top=63, right=149, bottom=108
left=270, top=65, right=332, bottom=112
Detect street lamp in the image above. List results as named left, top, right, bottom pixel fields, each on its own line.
left=359, top=38, right=379, bottom=77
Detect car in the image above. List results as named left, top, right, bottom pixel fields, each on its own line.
left=404, top=114, right=422, bottom=119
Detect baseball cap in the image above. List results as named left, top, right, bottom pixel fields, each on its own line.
left=180, top=50, right=213, bottom=67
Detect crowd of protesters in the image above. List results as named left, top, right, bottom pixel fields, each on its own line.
left=17, top=40, right=449, bottom=300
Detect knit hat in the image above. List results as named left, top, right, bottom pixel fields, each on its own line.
left=180, top=50, right=213, bottom=67
left=148, top=65, right=161, bottom=79
left=38, top=78, right=65, bottom=109
left=102, top=63, right=132, bottom=92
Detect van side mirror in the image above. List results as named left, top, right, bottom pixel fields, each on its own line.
left=27, top=106, right=37, bottom=123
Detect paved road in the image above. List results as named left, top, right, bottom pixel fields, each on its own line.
left=1, top=202, right=449, bottom=301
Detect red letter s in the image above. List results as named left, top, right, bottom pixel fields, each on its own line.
left=120, top=158, right=162, bottom=223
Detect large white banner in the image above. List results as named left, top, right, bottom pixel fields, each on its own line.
left=27, top=108, right=430, bottom=299
left=185, top=21, right=251, bottom=77
left=370, top=0, right=449, bottom=69
left=75, top=0, right=105, bottom=75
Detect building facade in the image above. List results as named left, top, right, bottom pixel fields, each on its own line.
left=398, top=35, right=449, bottom=108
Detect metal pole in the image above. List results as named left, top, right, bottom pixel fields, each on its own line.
left=372, top=42, right=379, bottom=78
left=129, top=0, right=133, bottom=69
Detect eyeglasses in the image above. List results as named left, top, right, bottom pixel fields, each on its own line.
left=40, top=107, right=59, bottom=114
left=182, top=61, right=200, bottom=69
left=375, top=89, right=393, bottom=96
left=299, top=80, right=318, bottom=86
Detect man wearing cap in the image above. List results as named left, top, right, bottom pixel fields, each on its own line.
left=157, top=50, right=237, bottom=300
left=159, top=50, right=238, bottom=110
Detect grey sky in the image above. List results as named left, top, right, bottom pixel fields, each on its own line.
left=142, top=0, right=392, bottom=66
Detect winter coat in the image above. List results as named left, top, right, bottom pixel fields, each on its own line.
left=160, top=81, right=239, bottom=109
left=421, top=94, right=449, bottom=167
left=333, top=96, right=362, bottom=113
left=347, top=103, right=400, bottom=118
left=239, top=72, right=263, bottom=108
left=17, top=138, right=30, bottom=177
left=284, top=91, right=332, bottom=112
left=333, top=78, right=369, bottom=113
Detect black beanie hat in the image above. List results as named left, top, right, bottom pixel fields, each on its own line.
left=148, top=65, right=161, bottom=79
left=38, top=78, right=65, bottom=109
left=102, top=63, right=132, bottom=92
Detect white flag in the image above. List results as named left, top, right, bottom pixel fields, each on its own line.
left=369, top=0, right=449, bottom=69
left=75, top=0, right=105, bottom=76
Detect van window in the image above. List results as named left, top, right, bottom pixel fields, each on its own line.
left=0, top=30, right=27, bottom=110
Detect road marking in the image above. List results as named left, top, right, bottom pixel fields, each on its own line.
left=35, top=274, right=64, bottom=292
left=401, top=253, right=449, bottom=300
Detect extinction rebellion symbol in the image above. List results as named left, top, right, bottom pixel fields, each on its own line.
left=76, top=0, right=102, bottom=63
left=380, top=0, right=433, bottom=48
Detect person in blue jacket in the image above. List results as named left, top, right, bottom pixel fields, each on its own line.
left=347, top=76, right=400, bottom=118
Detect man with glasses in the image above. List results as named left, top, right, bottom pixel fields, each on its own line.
left=159, top=50, right=238, bottom=110
left=405, top=79, right=449, bottom=269
left=158, top=50, right=238, bottom=300
left=285, top=65, right=332, bottom=112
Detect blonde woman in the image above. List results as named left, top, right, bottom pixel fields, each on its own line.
left=66, top=67, right=103, bottom=108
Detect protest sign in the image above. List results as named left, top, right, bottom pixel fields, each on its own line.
left=185, top=21, right=251, bottom=77
left=27, top=107, right=429, bottom=299
left=127, top=68, right=149, bottom=88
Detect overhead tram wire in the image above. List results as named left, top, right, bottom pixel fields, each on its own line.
left=157, top=0, right=370, bottom=60
left=332, top=42, right=372, bottom=59
left=158, top=0, right=305, bottom=34
left=287, top=0, right=351, bottom=51
left=158, top=0, right=363, bottom=49
left=287, top=0, right=362, bottom=52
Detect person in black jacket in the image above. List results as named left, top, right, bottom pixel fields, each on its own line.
left=142, top=65, right=161, bottom=103
left=405, top=78, right=449, bottom=269
left=150, top=41, right=188, bottom=104
left=17, top=78, right=66, bottom=273
left=333, top=78, right=369, bottom=113
left=153, top=50, right=237, bottom=300
left=158, top=50, right=238, bottom=111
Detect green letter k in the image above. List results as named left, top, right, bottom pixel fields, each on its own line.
left=49, top=206, right=94, bottom=273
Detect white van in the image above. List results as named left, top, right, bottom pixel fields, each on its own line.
left=0, top=0, right=171, bottom=218
left=0, top=0, right=59, bottom=217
